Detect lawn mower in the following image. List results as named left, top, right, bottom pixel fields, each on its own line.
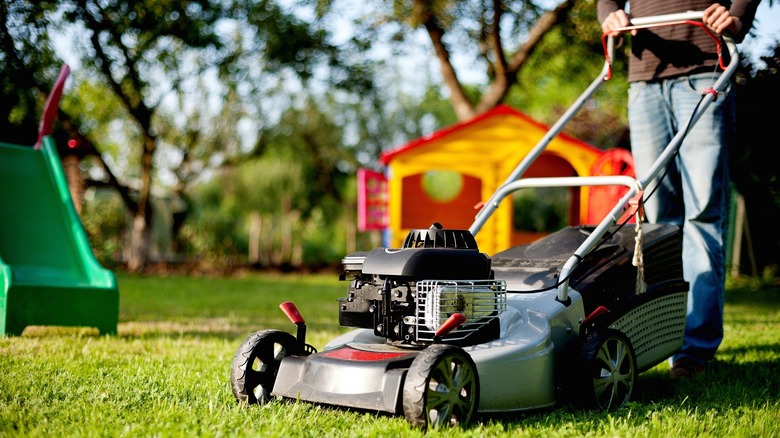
left=230, top=13, right=739, bottom=429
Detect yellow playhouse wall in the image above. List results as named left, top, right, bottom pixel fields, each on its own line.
left=383, top=109, right=603, bottom=255
left=387, top=169, right=534, bottom=253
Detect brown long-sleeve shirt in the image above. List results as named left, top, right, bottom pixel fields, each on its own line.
left=597, top=0, right=761, bottom=82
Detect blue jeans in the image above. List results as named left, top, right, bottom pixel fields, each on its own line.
left=628, top=72, right=734, bottom=366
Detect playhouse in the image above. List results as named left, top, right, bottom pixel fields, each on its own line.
left=362, top=104, right=633, bottom=255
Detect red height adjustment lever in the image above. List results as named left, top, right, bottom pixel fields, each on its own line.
left=280, top=301, right=305, bottom=325
left=434, top=313, right=467, bottom=342
left=279, top=302, right=310, bottom=352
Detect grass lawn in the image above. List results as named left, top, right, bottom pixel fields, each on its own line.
left=1, top=272, right=778, bottom=437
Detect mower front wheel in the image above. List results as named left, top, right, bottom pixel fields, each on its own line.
left=578, top=329, right=637, bottom=411
left=230, top=329, right=298, bottom=405
left=402, top=344, right=479, bottom=430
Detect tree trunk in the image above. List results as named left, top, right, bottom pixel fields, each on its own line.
left=248, top=211, right=262, bottom=266
left=127, top=136, right=156, bottom=271
left=127, top=213, right=151, bottom=271
left=292, top=228, right=303, bottom=267
left=62, top=154, right=84, bottom=214
left=279, top=196, right=292, bottom=266
left=417, top=0, right=577, bottom=121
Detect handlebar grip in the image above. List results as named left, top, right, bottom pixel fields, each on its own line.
left=629, top=11, right=703, bottom=26
left=35, top=64, right=70, bottom=150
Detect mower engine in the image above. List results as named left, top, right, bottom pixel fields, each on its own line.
left=338, top=223, right=507, bottom=347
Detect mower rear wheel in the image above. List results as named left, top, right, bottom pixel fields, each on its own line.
left=402, top=344, right=479, bottom=429
left=579, top=329, right=637, bottom=410
left=230, top=329, right=298, bottom=405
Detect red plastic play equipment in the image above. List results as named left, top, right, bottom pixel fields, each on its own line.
left=586, top=147, right=637, bottom=224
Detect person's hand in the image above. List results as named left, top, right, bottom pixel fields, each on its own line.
left=601, top=10, right=634, bottom=36
left=702, top=4, right=742, bottom=35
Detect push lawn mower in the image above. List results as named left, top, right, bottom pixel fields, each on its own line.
left=229, top=12, right=739, bottom=429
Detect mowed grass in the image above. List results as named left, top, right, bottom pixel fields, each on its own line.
left=1, top=272, right=778, bottom=437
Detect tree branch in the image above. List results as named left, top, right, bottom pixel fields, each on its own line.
left=490, top=0, right=508, bottom=78
left=475, top=0, right=576, bottom=114
left=414, top=0, right=476, bottom=121
left=57, top=110, right=139, bottom=213
left=507, top=0, right=575, bottom=74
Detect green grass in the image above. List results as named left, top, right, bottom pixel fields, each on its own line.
left=1, top=273, right=778, bottom=437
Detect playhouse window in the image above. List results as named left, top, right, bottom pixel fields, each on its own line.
left=421, top=170, right=464, bottom=203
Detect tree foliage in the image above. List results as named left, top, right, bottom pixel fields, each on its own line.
left=508, top=20, right=629, bottom=149
left=733, top=41, right=780, bottom=275
left=0, top=1, right=62, bottom=145
left=310, top=0, right=627, bottom=148
left=313, top=0, right=601, bottom=121
left=1, top=0, right=379, bottom=270
left=3, top=0, right=777, bottom=274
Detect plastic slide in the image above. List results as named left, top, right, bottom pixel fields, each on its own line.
left=0, top=65, right=119, bottom=336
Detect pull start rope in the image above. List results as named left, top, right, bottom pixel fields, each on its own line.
left=633, top=215, right=646, bottom=294
left=625, top=187, right=647, bottom=294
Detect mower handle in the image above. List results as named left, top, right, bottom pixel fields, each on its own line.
left=468, top=12, right=739, bottom=304
left=557, top=19, right=738, bottom=304
left=601, top=11, right=728, bottom=80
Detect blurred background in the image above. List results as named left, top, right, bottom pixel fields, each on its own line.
left=1, top=0, right=777, bottom=278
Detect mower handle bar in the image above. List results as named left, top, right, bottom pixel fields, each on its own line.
left=467, top=12, right=739, bottom=303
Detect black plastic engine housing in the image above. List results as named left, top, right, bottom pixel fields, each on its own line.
left=338, top=224, right=493, bottom=344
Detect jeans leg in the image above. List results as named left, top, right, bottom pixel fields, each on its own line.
left=628, top=73, right=732, bottom=366
left=627, top=81, right=683, bottom=225
left=670, top=72, right=733, bottom=363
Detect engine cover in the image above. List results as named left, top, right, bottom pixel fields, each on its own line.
left=361, top=247, right=491, bottom=279
left=338, top=224, right=497, bottom=346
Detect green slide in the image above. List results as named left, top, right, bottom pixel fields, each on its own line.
left=0, top=65, right=118, bottom=336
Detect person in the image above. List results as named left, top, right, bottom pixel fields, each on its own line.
left=597, top=0, right=762, bottom=379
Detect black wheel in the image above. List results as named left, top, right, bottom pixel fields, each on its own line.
left=402, top=344, right=479, bottom=429
left=579, top=329, right=637, bottom=410
left=230, top=329, right=299, bottom=405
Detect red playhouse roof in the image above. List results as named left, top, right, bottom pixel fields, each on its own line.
left=379, top=104, right=600, bottom=165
